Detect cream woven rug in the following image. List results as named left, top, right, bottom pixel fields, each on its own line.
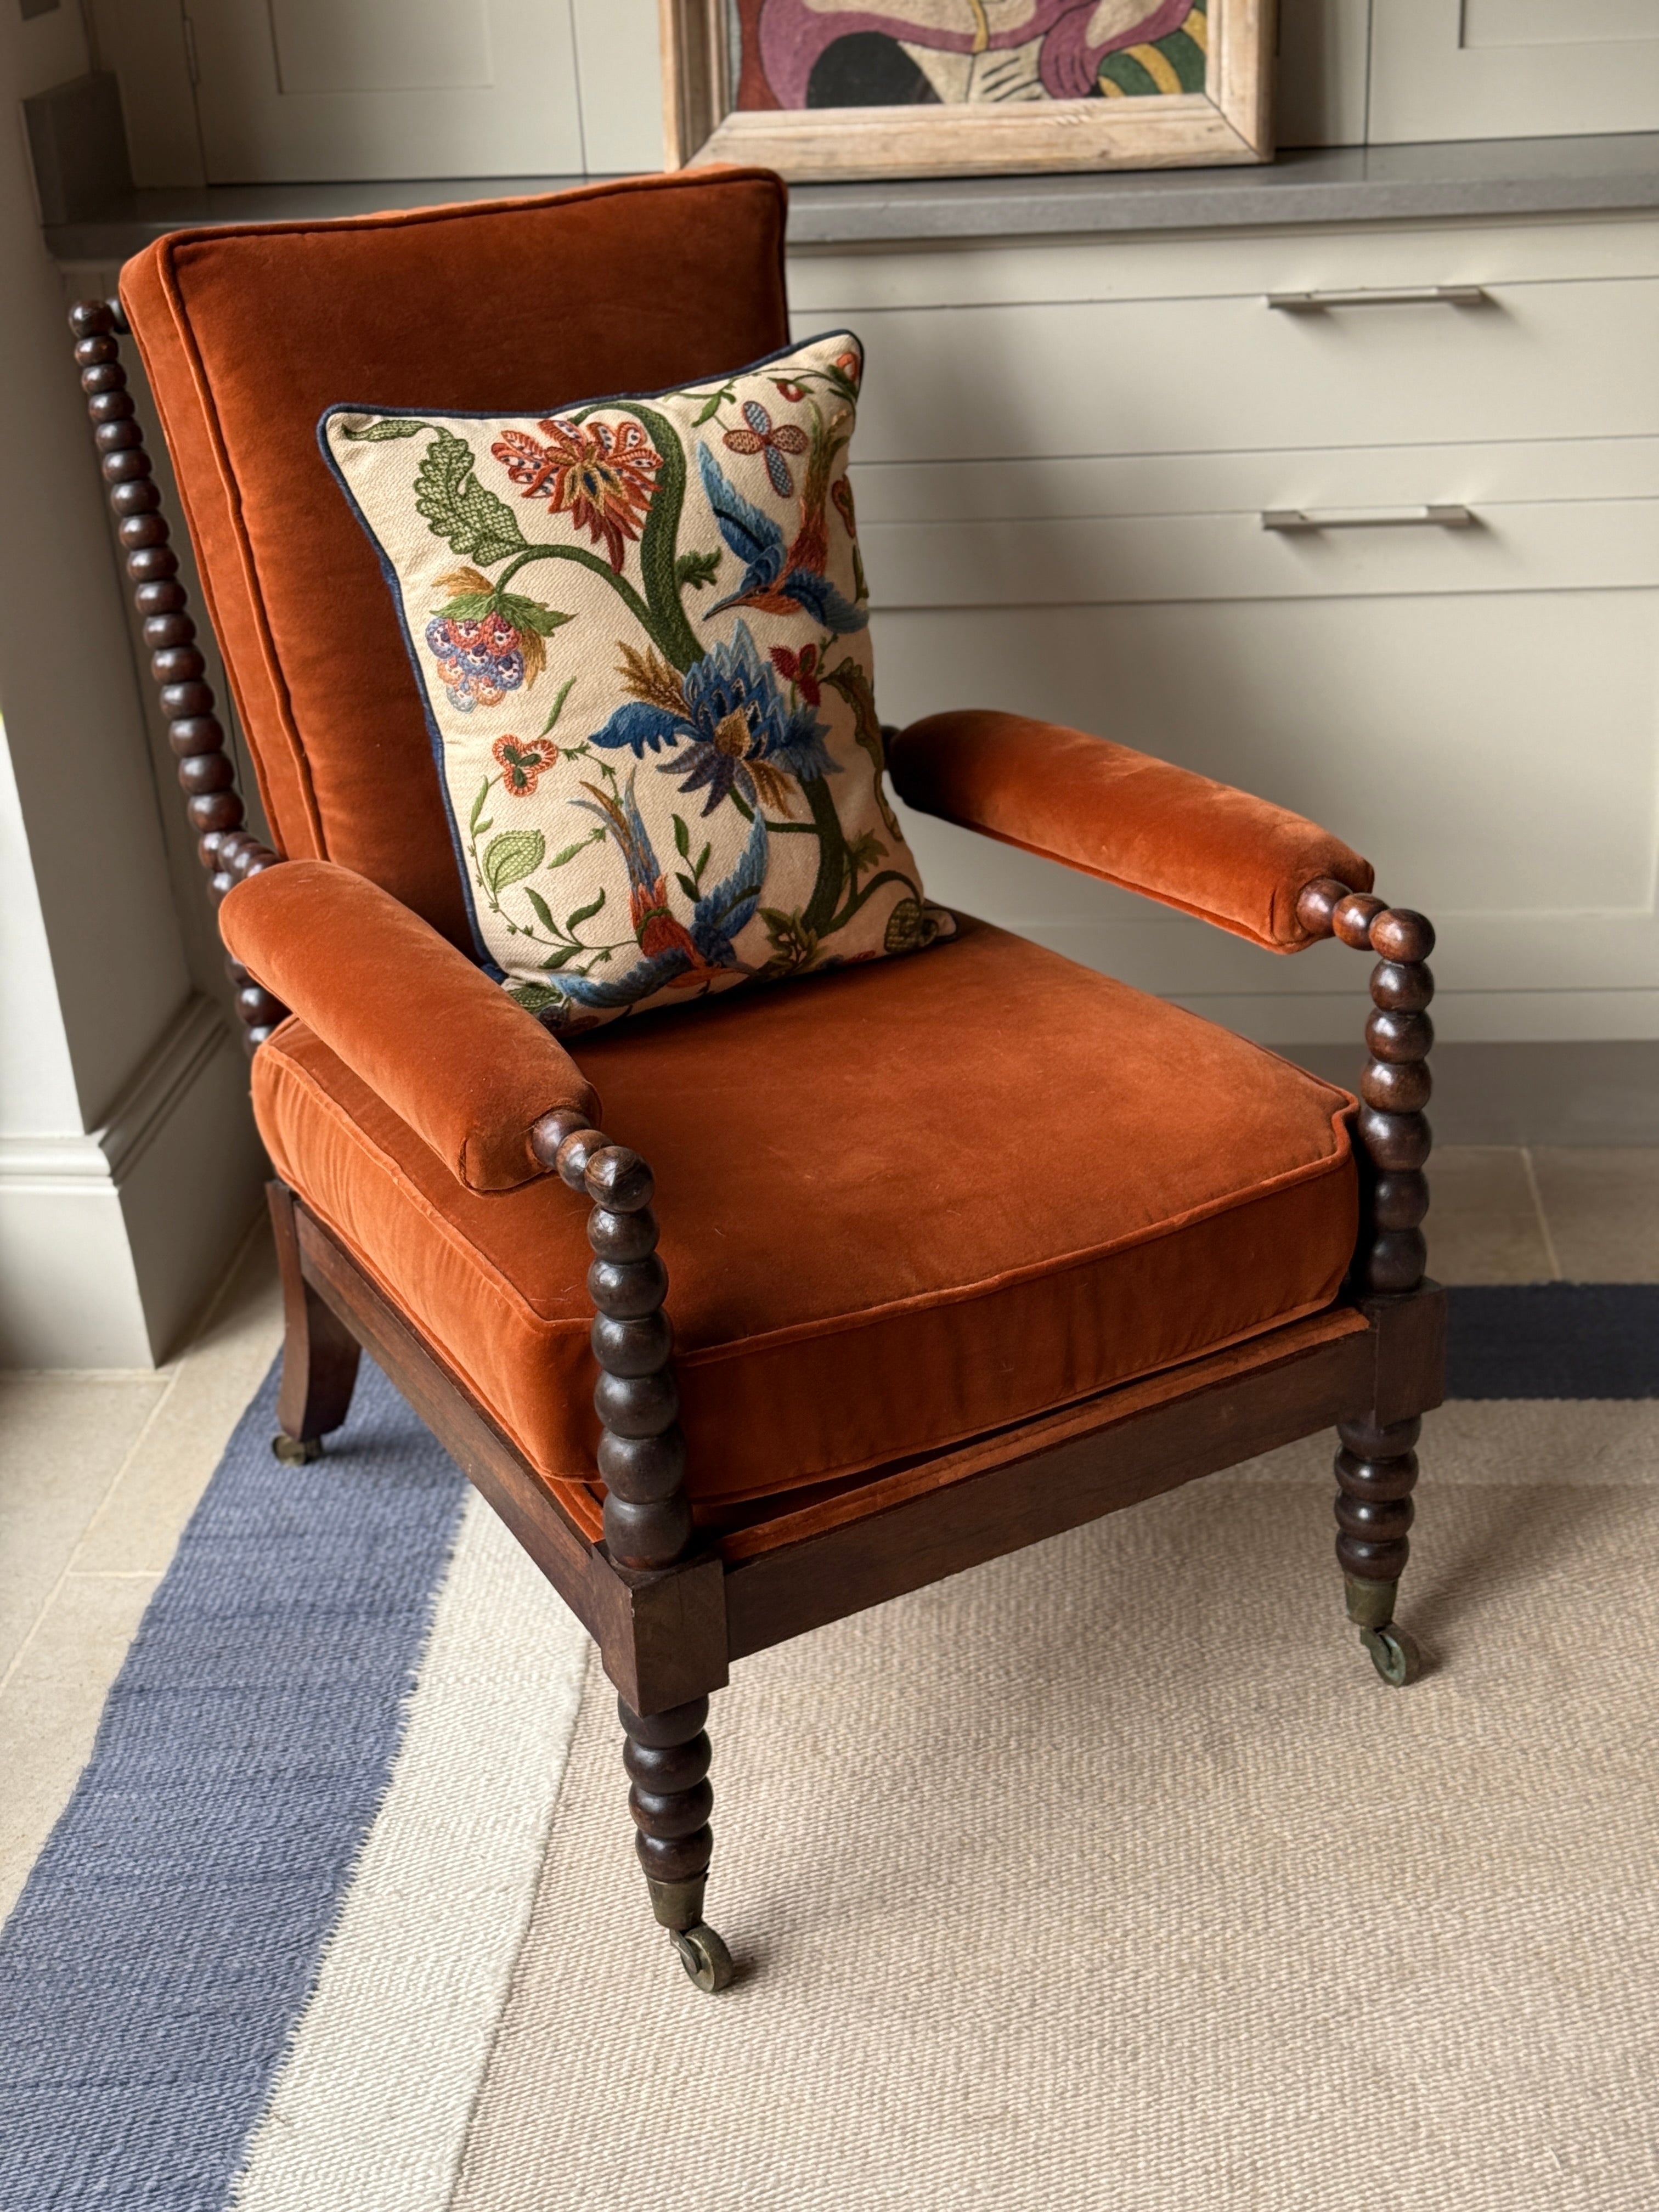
left=7, top=1378, right=1655, bottom=2211
left=452, top=1402, right=1656, bottom=2212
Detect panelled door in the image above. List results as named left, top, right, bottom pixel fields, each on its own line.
left=185, top=0, right=588, bottom=180
left=1369, top=0, right=1659, bottom=143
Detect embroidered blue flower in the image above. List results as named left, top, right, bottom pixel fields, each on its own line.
left=587, top=619, right=837, bottom=817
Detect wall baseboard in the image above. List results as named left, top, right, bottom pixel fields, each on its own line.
left=1289, top=1040, right=1659, bottom=1147
left=0, top=995, right=266, bottom=1367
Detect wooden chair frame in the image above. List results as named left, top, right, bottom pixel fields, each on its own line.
left=71, top=295, right=1443, bottom=1996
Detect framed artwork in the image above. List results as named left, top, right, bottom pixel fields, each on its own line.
left=659, top=1, right=1274, bottom=182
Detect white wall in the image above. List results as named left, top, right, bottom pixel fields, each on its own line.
left=0, top=2, right=265, bottom=1366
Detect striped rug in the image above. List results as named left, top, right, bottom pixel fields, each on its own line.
left=2, top=1292, right=1655, bottom=2210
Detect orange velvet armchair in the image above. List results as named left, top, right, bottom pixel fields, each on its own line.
left=71, top=170, right=1442, bottom=1996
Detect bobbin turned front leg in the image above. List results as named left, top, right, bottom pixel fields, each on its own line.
left=1295, top=885, right=1437, bottom=1688
left=530, top=1106, right=733, bottom=1993
left=1335, top=1413, right=1422, bottom=1686
left=620, top=1693, right=733, bottom=1993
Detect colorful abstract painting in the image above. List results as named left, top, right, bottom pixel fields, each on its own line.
left=729, top=0, right=1210, bottom=110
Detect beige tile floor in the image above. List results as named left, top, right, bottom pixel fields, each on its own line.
left=2, top=1146, right=1657, bottom=1923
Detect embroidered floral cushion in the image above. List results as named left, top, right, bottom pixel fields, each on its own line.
left=320, top=332, right=952, bottom=1032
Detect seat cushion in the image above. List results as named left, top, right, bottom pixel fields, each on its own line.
left=252, top=916, right=1358, bottom=1506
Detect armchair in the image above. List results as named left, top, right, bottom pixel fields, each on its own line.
left=70, top=170, right=1442, bottom=1997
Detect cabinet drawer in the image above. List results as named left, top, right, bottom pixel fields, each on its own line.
left=848, top=278, right=1659, bottom=463
left=861, top=483, right=1659, bottom=610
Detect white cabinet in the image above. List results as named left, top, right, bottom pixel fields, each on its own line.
left=1369, top=0, right=1659, bottom=144
left=792, top=216, right=1659, bottom=1045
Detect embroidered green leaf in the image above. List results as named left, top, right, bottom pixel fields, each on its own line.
left=884, top=896, right=951, bottom=955
left=538, top=943, right=588, bottom=971
left=539, top=676, right=577, bottom=735
left=414, top=427, right=527, bottom=567
left=523, top=887, right=557, bottom=933
left=498, top=590, right=572, bottom=637
left=433, top=590, right=496, bottom=622
left=467, top=778, right=492, bottom=834
left=693, top=383, right=737, bottom=426
left=566, top=889, right=606, bottom=932
left=675, top=548, right=721, bottom=592
left=341, top=416, right=428, bottom=441
left=547, top=827, right=603, bottom=870
left=676, top=872, right=699, bottom=904
left=672, top=812, right=691, bottom=860
left=508, top=981, right=565, bottom=1011
left=481, top=829, right=545, bottom=894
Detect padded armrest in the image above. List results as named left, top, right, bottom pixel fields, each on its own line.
left=888, top=710, right=1373, bottom=952
left=219, top=860, right=598, bottom=1193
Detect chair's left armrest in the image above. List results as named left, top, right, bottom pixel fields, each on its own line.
left=220, top=859, right=598, bottom=1193
left=888, top=709, right=1373, bottom=952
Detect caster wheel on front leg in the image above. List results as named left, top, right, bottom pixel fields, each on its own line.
left=272, top=1433, right=323, bottom=1465
left=1361, top=1623, right=1422, bottom=1688
left=670, top=1922, right=734, bottom=1993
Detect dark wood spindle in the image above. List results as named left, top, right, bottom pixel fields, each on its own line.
left=1297, top=875, right=1435, bottom=1683
left=68, top=297, right=286, bottom=1051
left=529, top=1107, right=733, bottom=1989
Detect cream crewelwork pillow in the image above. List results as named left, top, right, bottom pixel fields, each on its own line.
left=321, top=332, right=952, bottom=1032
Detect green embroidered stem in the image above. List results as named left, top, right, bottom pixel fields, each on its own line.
left=494, top=544, right=656, bottom=638
left=623, top=404, right=704, bottom=673
left=800, top=777, right=850, bottom=939
left=832, top=867, right=921, bottom=934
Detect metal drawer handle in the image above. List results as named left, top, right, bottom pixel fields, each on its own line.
left=1262, top=506, right=1476, bottom=532
left=1265, top=286, right=1488, bottom=311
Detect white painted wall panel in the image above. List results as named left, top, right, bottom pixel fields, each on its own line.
left=1370, top=0, right=1659, bottom=143
left=187, top=0, right=586, bottom=181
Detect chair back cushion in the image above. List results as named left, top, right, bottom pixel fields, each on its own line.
left=320, top=329, right=952, bottom=1030
left=119, top=171, right=792, bottom=945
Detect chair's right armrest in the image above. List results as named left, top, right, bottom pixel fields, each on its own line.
left=889, top=710, right=1373, bottom=951
left=220, top=859, right=598, bottom=1193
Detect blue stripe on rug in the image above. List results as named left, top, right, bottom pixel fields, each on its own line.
left=0, top=1356, right=465, bottom=2212
left=1446, top=1283, right=1659, bottom=1398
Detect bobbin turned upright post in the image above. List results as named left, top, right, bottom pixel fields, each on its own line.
left=67, top=298, right=286, bottom=1051
left=531, top=1107, right=735, bottom=1993
left=1297, top=879, right=1438, bottom=1688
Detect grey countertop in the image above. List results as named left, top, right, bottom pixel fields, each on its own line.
left=46, top=131, right=1659, bottom=264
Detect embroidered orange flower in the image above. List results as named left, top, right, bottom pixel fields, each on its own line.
left=492, top=733, right=560, bottom=796
left=492, top=416, right=662, bottom=573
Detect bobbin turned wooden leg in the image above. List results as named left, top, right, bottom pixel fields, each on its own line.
left=619, top=1692, right=732, bottom=1991
left=268, top=1183, right=361, bottom=1463
left=1335, top=1412, right=1421, bottom=1686
left=530, top=1108, right=733, bottom=1993
left=1297, top=883, right=1437, bottom=1685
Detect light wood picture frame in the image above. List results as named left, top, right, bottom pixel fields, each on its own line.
left=659, top=1, right=1274, bottom=184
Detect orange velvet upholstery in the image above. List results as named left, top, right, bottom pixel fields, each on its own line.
left=250, top=918, right=1359, bottom=1507
left=220, top=860, right=596, bottom=1192
left=890, top=711, right=1374, bottom=951
left=118, top=171, right=791, bottom=944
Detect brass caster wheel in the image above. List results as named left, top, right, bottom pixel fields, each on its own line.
left=272, top=1433, right=323, bottom=1465
left=1361, top=1623, right=1422, bottom=1688
left=670, top=1921, right=734, bottom=1994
